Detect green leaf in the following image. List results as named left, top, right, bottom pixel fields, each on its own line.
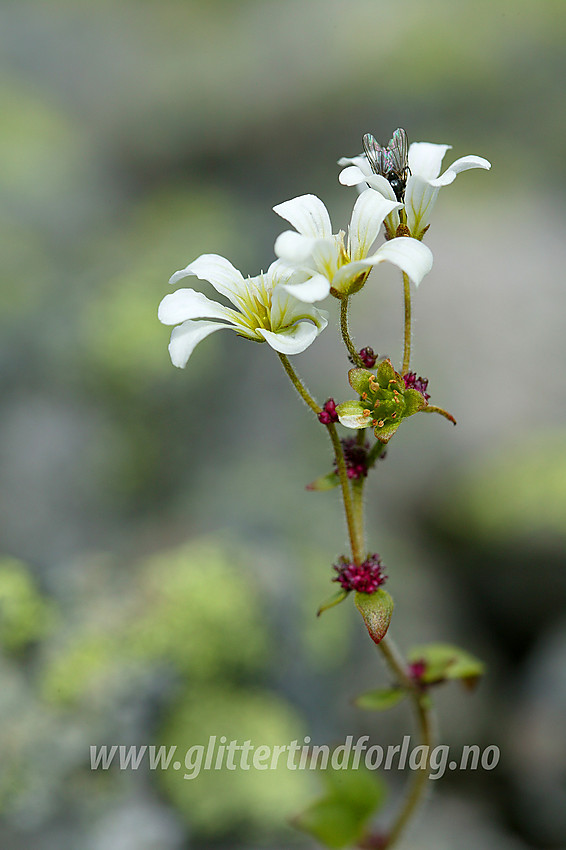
left=354, top=589, right=394, bottom=644
left=355, top=687, right=407, bottom=711
left=294, top=798, right=364, bottom=849
left=320, top=757, right=385, bottom=813
left=294, top=758, right=386, bottom=848
left=306, top=471, right=340, bottom=492
left=407, top=643, right=485, bottom=685
left=316, top=589, right=349, bottom=617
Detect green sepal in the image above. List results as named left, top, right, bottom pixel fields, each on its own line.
left=293, top=755, right=386, bottom=848
left=335, top=400, right=370, bottom=429
left=404, top=387, right=428, bottom=415
left=375, top=358, right=398, bottom=388
left=347, top=368, right=374, bottom=395
left=355, top=687, right=407, bottom=711
left=316, top=589, right=349, bottom=617
left=407, top=643, right=485, bottom=687
left=306, top=471, right=340, bottom=492
left=373, top=420, right=402, bottom=444
left=354, top=589, right=394, bottom=645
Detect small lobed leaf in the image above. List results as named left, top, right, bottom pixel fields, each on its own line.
left=294, top=798, right=365, bottom=849
left=294, top=758, right=386, bottom=848
left=355, top=687, right=407, bottom=711
left=407, top=642, right=485, bottom=685
left=316, top=589, right=349, bottom=617
left=307, top=471, right=340, bottom=492
left=321, top=759, right=386, bottom=817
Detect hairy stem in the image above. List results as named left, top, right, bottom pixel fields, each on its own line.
left=277, top=349, right=434, bottom=848
left=327, top=422, right=363, bottom=565
left=340, top=297, right=364, bottom=367
left=351, top=478, right=365, bottom=562
left=366, top=439, right=386, bottom=468
left=344, top=437, right=434, bottom=849
left=383, top=694, right=435, bottom=848
left=276, top=353, right=360, bottom=564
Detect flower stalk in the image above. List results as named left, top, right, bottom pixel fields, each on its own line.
left=340, top=297, right=364, bottom=368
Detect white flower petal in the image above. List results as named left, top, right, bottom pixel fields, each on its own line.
left=339, top=164, right=369, bottom=186
left=370, top=237, right=433, bottom=287
left=338, top=154, right=369, bottom=171
left=271, top=285, right=329, bottom=329
left=364, top=173, right=398, bottom=201
left=348, top=189, right=401, bottom=261
left=278, top=274, right=331, bottom=303
left=257, top=321, right=320, bottom=355
left=265, top=258, right=297, bottom=286
left=332, top=237, right=433, bottom=292
left=158, top=288, right=237, bottom=326
left=274, top=230, right=317, bottom=264
left=331, top=258, right=379, bottom=294
left=404, top=175, right=439, bottom=238
left=273, top=194, right=332, bottom=238
left=408, top=143, right=452, bottom=180
left=339, top=163, right=398, bottom=199
left=167, top=319, right=234, bottom=368
left=169, top=253, right=247, bottom=305
left=432, top=154, right=492, bottom=187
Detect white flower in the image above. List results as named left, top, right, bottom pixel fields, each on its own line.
left=339, top=140, right=491, bottom=240
left=272, top=190, right=433, bottom=302
left=158, top=254, right=328, bottom=367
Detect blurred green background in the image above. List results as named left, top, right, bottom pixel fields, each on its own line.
left=1, top=0, right=565, bottom=848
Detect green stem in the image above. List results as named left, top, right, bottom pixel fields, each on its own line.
left=351, top=479, right=365, bottom=561
left=277, top=349, right=434, bottom=848
left=276, top=353, right=360, bottom=565
left=366, top=439, right=386, bottom=468
left=327, top=422, right=363, bottom=565
left=401, top=272, right=412, bottom=375
left=383, top=694, right=435, bottom=848
left=340, top=297, right=364, bottom=367
left=344, top=439, right=434, bottom=850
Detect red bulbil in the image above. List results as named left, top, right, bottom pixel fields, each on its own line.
left=408, top=659, right=427, bottom=682
left=333, top=554, right=387, bottom=593
left=337, top=437, right=369, bottom=480
left=359, top=346, right=378, bottom=368
left=403, top=371, right=431, bottom=401
left=318, top=398, right=339, bottom=424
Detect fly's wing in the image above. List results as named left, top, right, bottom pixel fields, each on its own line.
left=386, top=128, right=409, bottom=174
left=363, top=133, right=387, bottom=176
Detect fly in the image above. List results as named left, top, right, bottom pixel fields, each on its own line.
left=362, top=128, right=410, bottom=202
